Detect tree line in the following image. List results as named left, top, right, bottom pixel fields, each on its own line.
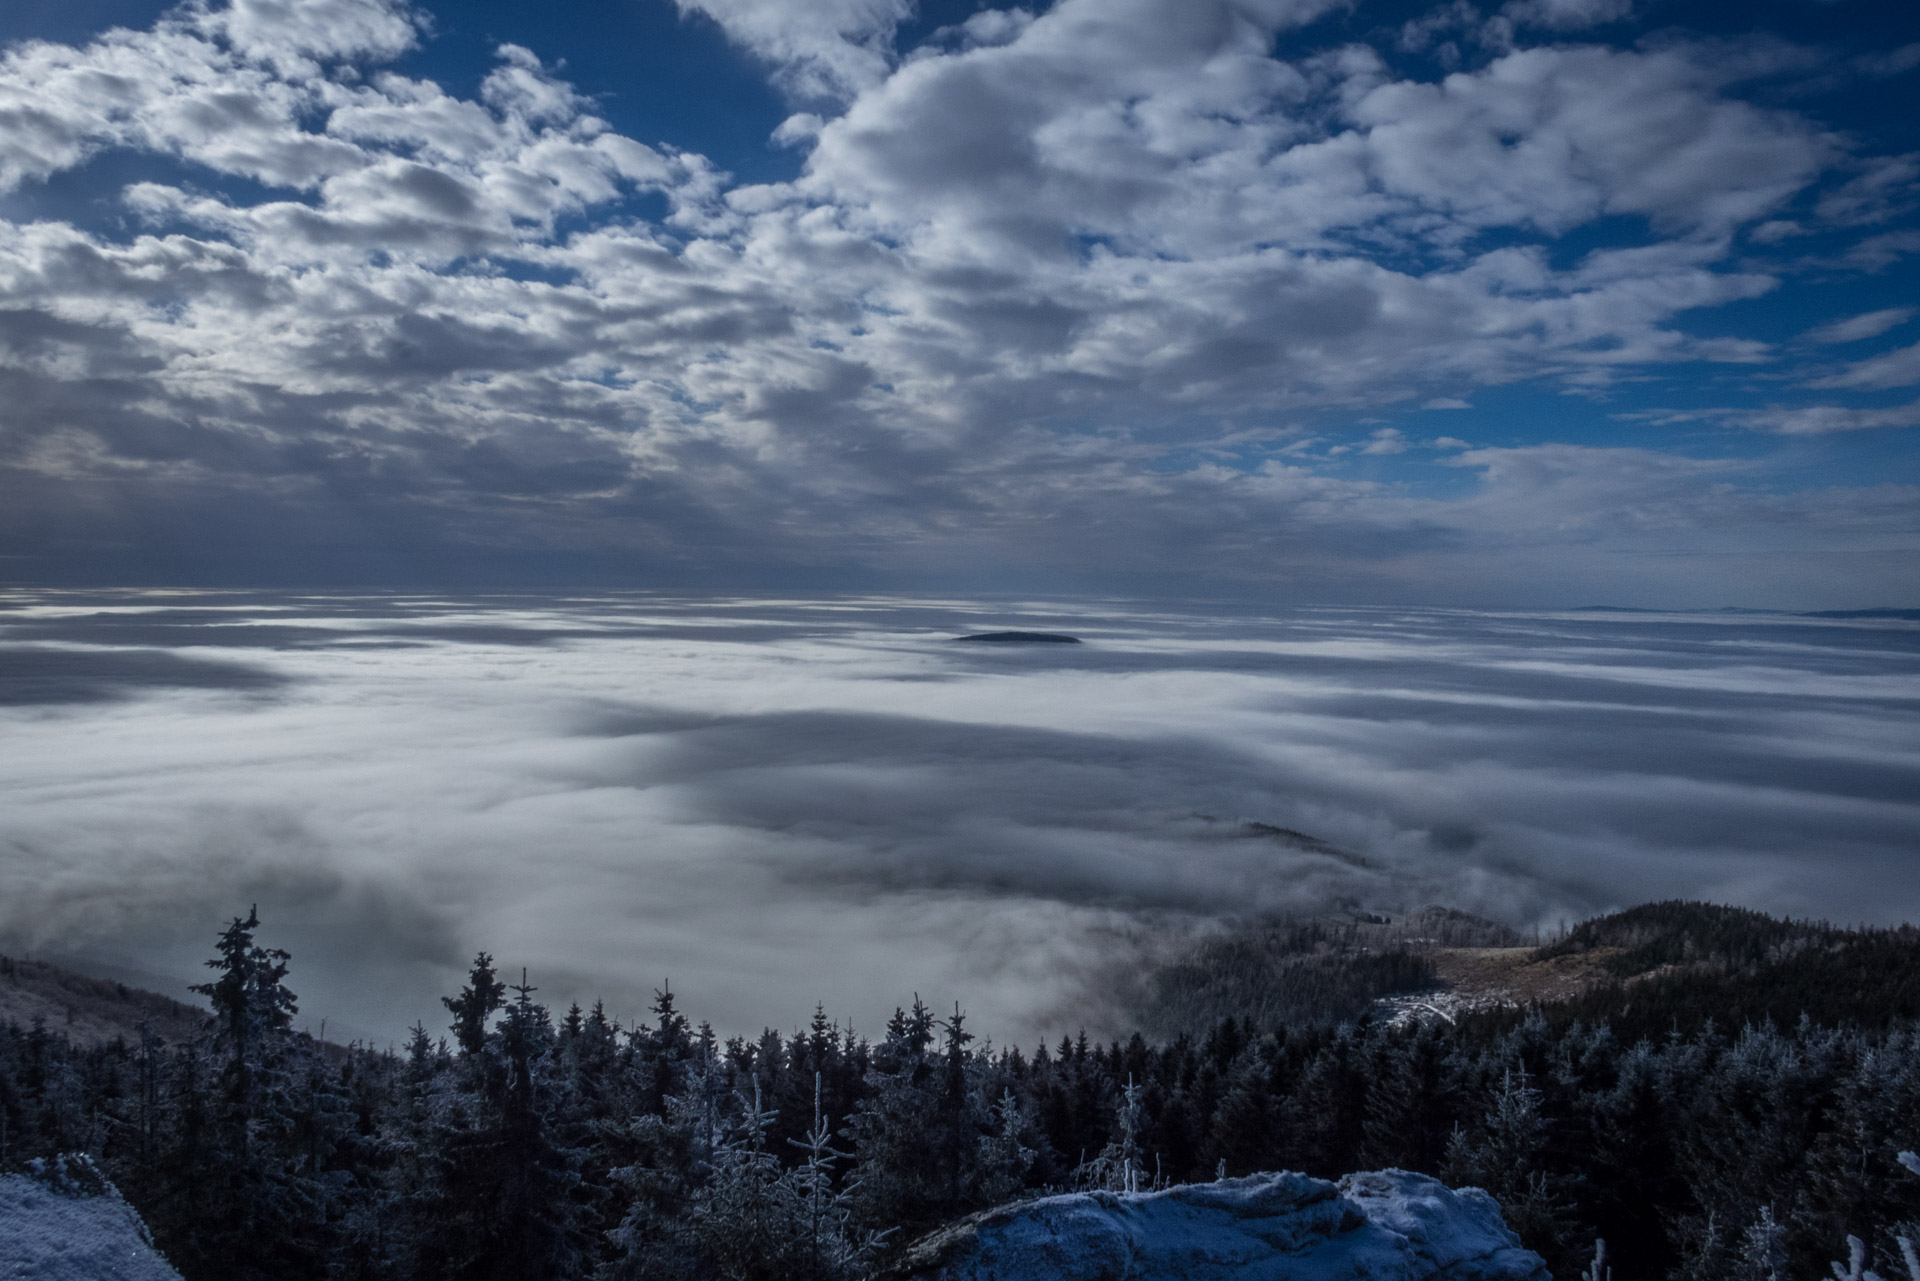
left=2, top=902, right=1918, bottom=1279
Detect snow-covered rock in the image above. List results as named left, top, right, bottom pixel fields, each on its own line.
left=0, top=1155, right=182, bottom=1281
left=887, top=1169, right=1550, bottom=1281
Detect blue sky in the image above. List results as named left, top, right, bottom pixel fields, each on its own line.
left=0, top=0, right=1917, bottom=604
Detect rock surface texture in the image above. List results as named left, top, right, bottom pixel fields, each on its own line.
left=0, top=1156, right=182, bottom=1281
left=887, top=1169, right=1550, bottom=1281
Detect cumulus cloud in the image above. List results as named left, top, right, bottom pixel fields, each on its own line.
left=0, top=0, right=1907, bottom=595
left=2, top=592, right=1916, bottom=1044
left=0, top=0, right=421, bottom=194
left=673, top=0, right=913, bottom=104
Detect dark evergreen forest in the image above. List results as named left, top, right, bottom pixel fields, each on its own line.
left=3, top=902, right=1919, bottom=1280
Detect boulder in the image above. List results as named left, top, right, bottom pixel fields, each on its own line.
left=0, top=1154, right=182, bottom=1281
left=886, top=1169, right=1550, bottom=1281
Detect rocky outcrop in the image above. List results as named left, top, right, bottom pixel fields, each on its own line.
left=887, top=1169, right=1549, bottom=1281
left=0, top=1154, right=182, bottom=1281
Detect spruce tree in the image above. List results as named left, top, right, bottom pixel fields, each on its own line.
left=444, top=953, right=507, bottom=1059
left=1444, top=1066, right=1580, bottom=1268
left=177, top=908, right=327, bottom=1281
left=424, top=965, right=587, bottom=1280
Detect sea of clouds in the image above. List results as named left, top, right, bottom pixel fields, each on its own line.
left=2, top=590, right=1916, bottom=1045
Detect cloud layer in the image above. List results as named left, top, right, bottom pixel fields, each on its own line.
left=0, top=0, right=1915, bottom=598
left=3, top=591, right=1915, bottom=1044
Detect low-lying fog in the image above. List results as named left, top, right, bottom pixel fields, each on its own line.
left=2, top=591, right=1916, bottom=1047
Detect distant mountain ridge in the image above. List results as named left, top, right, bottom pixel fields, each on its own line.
left=0, top=955, right=207, bottom=1049
left=11, top=901, right=1916, bottom=1053
left=1113, top=899, right=1920, bottom=1041
left=1571, top=605, right=1920, bottom=620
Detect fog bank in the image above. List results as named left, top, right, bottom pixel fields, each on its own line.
left=2, top=591, right=1915, bottom=1045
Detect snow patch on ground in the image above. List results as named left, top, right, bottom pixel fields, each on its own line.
left=891, top=1168, right=1549, bottom=1281
left=0, top=1157, right=181, bottom=1281
left=1373, top=988, right=1514, bottom=1028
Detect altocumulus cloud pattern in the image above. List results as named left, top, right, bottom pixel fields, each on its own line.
left=0, top=0, right=1916, bottom=601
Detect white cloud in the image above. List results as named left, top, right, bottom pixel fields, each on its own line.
left=1347, top=44, right=1832, bottom=239
left=209, top=0, right=420, bottom=68
left=1805, top=339, right=1920, bottom=390
left=0, top=0, right=1902, bottom=593
left=1816, top=153, right=1920, bottom=226
left=1500, top=0, right=1633, bottom=32
left=1749, top=218, right=1805, bottom=243
left=3, top=594, right=1916, bottom=1043
left=1739, top=398, right=1920, bottom=434
left=1803, top=307, right=1914, bottom=344
left=1855, top=43, right=1920, bottom=78
left=672, top=0, right=913, bottom=104
left=1839, top=228, right=1920, bottom=271
left=922, top=8, right=1037, bottom=55
left=2, top=2, right=1916, bottom=1038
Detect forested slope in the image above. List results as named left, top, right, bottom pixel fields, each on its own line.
left=1, top=903, right=1916, bottom=1280
left=0, top=955, right=208, bottom=1050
